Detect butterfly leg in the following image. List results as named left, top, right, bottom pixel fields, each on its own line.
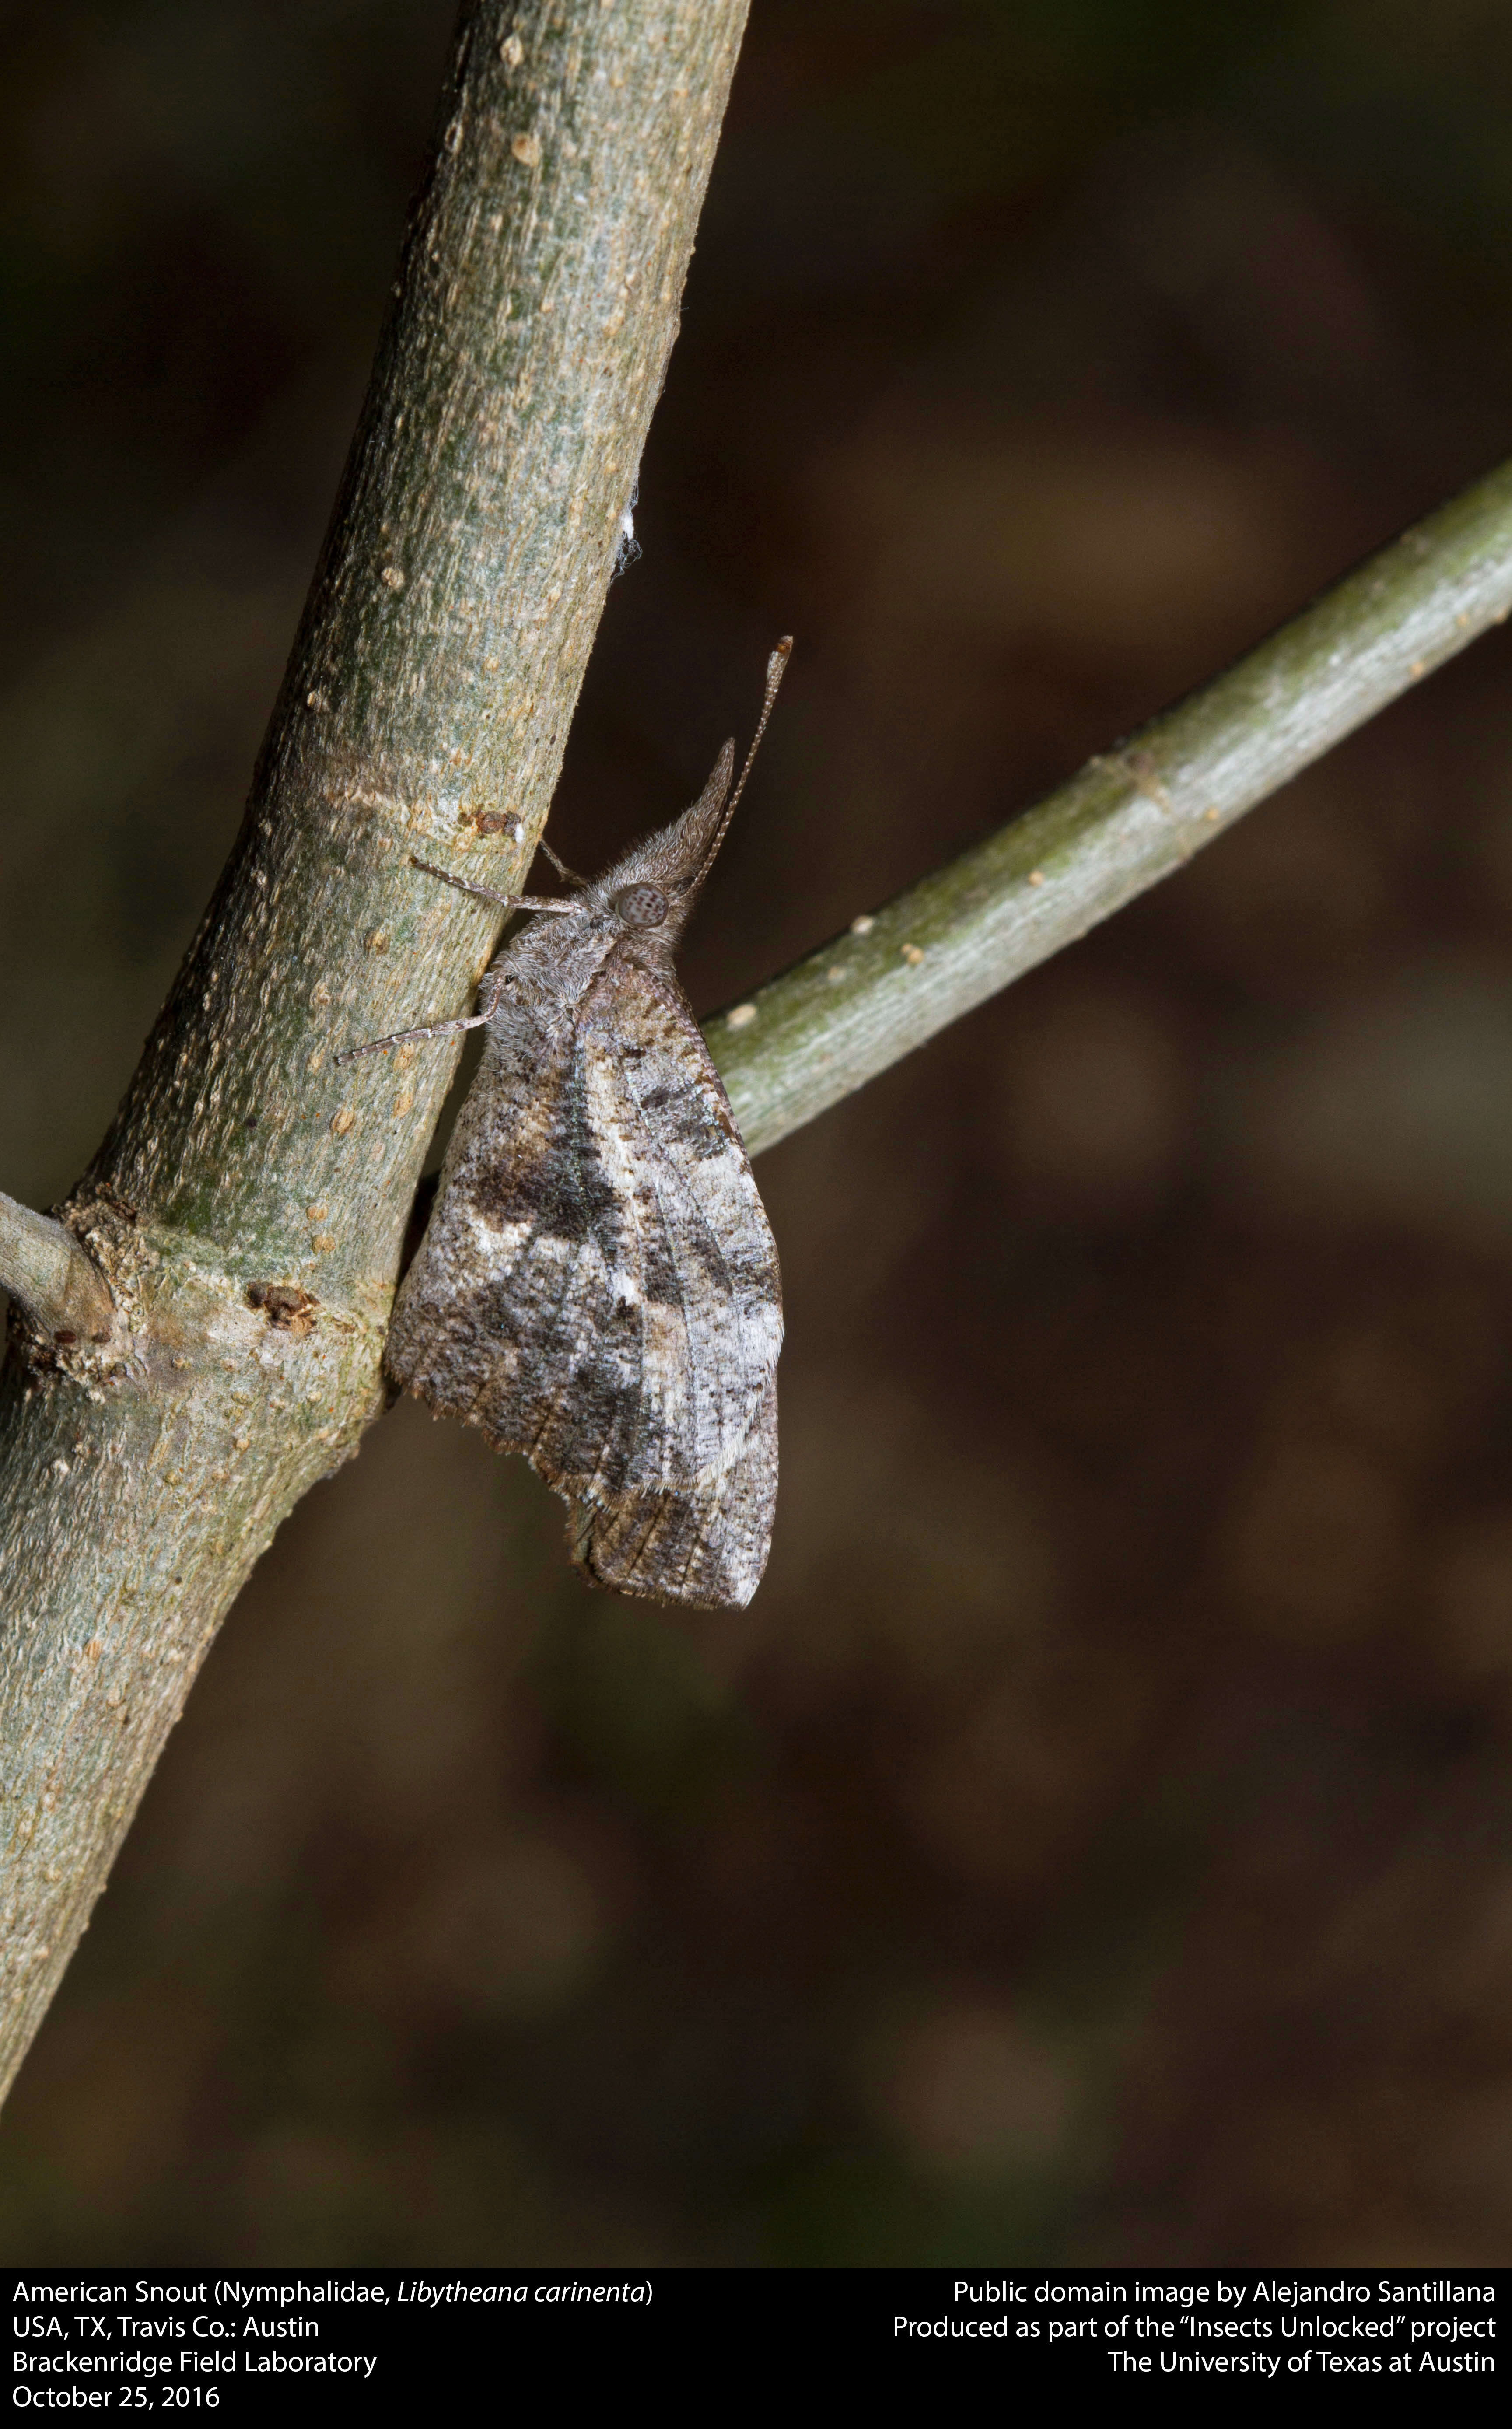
left=537, top=839, right=588, bottom=888
left=334, top=970, right=506, bottom=1064
left=408, top=854, right=575, bottom=915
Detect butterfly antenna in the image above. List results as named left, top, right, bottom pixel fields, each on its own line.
left=698, top=636, right=792, bottom=880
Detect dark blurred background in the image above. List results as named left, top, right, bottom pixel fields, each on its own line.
left=4, top=0, right=1512, bottom=2265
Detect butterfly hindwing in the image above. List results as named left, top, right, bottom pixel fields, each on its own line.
left=566, top=966, right=781, bottom=1606
left=385, top=957, right=781, bottom=1609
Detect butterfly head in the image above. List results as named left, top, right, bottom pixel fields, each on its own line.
left=598, top=738, right=736, bottom=939
left=593, top=638, right=792, bottom=946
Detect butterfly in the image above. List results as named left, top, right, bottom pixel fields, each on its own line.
left=338, top=642, right=791, bottom=1610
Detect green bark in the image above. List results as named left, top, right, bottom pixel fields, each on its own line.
left=0, top=0, right=752, bottom=2109
left=714, top=460, right=1512, bottom=1152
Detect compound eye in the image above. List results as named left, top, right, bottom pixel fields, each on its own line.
left=612, top=882, right=668, bottom=928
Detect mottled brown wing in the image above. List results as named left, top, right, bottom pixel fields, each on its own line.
left=565, top=967, right=782, bottom=1606
left=385, top=962, right=782, bottom=1610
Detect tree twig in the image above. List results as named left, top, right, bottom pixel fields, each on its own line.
left=0, top=0, right=752, bottom=2110
left=712, top=458, right=1512, bottom=1153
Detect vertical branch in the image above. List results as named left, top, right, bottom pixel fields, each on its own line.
left=0, top=0, right=752, bottom=2107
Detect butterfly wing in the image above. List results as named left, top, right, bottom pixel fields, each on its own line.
left=564, top=965, right=781, bottom=1606
left=383, top=980, right=592, bottom=1436
left=385, top=959, right=782, bottom=1610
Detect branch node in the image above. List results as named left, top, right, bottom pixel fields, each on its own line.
left=0, top=1192, right=115, bottom=1343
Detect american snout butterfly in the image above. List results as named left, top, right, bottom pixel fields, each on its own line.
left=338, top=641, right=791, bottom=1610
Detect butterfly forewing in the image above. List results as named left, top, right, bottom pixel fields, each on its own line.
left=379, top=640, right=792, bottom=1611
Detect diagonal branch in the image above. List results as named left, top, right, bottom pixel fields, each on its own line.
left=711, top=457, right=1512, bottom=1154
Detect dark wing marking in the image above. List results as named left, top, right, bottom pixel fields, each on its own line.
left=385, top=962, right=781, bottom=1610
left=383, top=992, right=600, bottom=1435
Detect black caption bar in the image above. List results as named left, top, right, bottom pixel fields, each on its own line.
left=3, top=2268, right=1503, bottom=2411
